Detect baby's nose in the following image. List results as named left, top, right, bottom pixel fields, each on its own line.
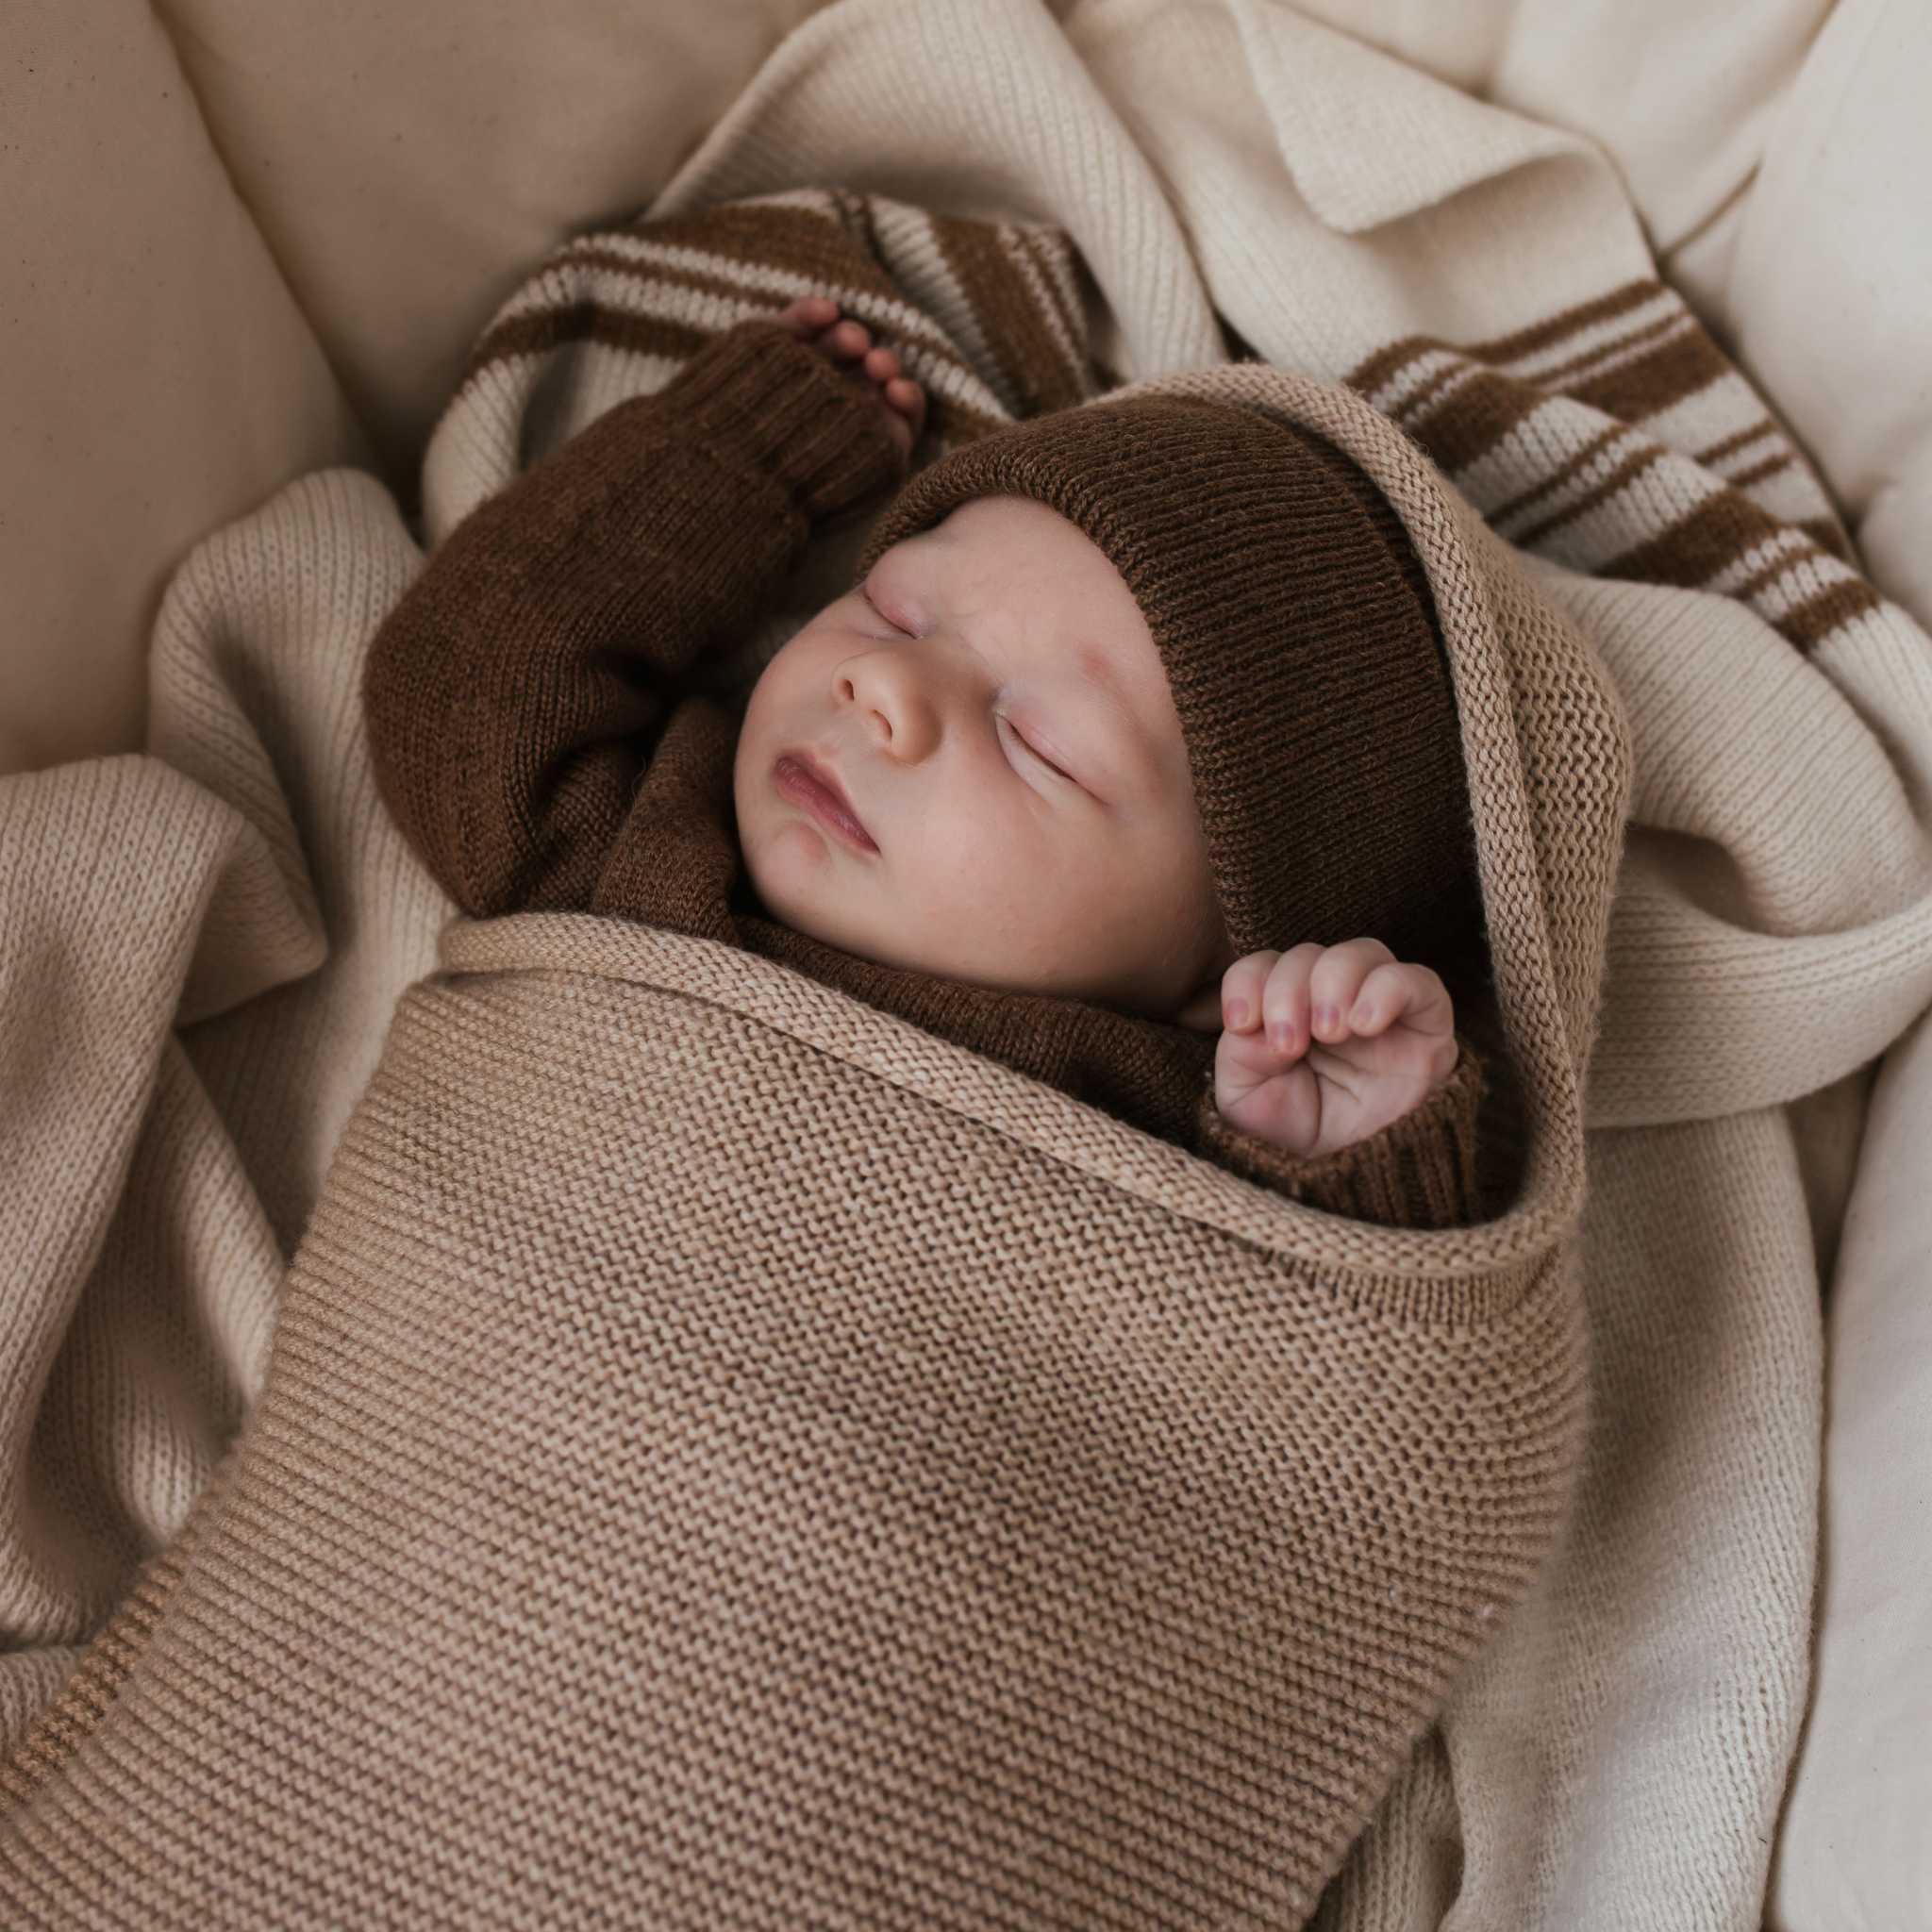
left=840, top=656, right=942, bottom=758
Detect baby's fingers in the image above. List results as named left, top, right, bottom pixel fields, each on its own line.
left=1219, top=947, right=1280, bottom=1035
left=1347, top=961, right=1451, bottom=1038
left=1219, top=943, right=1324, bottom=1055
left=824, top=318, right=874, bottom=359
left=778, top=295, right=839, bottom=335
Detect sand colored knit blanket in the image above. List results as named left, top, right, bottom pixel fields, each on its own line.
left=6, top=3, right=1932, bottom=1926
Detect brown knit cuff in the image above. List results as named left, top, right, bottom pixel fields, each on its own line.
left=1195, top=1035, right=1486, bottom=1229
left=654, top=317, right=908, bottom=524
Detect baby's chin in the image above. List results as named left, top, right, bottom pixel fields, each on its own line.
left=740, top=816, right=858, bottom=941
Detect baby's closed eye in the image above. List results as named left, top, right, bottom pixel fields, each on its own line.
left=998, top=712, right=1075, bottom=783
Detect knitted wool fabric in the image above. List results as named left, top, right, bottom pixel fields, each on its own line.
left=854, top=397, right=1486, bottom=983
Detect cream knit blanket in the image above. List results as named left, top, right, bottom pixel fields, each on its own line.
left=5, top=2, right=1932, bottom=1925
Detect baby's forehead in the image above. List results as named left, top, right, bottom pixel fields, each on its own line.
left=901, top=503, right=1126, bottom=628
left=928, top=493, right=1094, bottom=558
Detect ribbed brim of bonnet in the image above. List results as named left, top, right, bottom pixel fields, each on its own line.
left=853, top=393, right=1487, bottom=989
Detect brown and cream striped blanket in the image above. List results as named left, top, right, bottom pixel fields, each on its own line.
left=6, top=4, right=1932, bottom=1926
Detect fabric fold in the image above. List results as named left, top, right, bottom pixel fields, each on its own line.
left=1224, top=0, right=1591, bottom=235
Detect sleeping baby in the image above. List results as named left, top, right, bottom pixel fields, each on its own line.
left=363, top=295, right=1491, bottom=1227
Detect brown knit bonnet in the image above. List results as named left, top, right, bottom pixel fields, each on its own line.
left=852, top=394, right=1487, bottom=986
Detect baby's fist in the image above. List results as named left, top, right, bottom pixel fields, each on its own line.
left=776, top=295, right=926, bottom=465
left=1212, top=939, right=1457, bottom=1159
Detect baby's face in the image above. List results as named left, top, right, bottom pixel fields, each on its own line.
left=733, top=494, right=1234, bottom=1024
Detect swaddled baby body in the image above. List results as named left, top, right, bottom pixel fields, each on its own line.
left=363, top=297, right=1490, bottom=1225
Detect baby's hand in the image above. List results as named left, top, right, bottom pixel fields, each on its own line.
left=775, top=295, right=927, bottom=466
left=1211, top=940, right=1458, bottom=1159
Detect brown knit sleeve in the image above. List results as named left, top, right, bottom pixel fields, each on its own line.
left=1193, top=1033, right=1486, bottom=1229
left=361, top=320, right=906, bottom=918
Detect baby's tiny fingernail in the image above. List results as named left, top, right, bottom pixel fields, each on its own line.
left=1270, top=1020, right=1293, bottom=1049
left=1225, top=999, right=1249, bottom=1027
left=1314, top=1005, right=1337, bottom=1033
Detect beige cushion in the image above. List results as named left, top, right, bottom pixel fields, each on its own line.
left=0, top=1, right=368, bottom=778
left=0, top=0, right=836, bottom=781
left=160, top=0, right=838, bottom=483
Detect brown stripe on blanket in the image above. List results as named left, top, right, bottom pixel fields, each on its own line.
left=1515, top=310, right=1687, bottom=391
left=457, top=243, right=748, bottom=388
left=1563, top=324, right=1732, bottom=425
left=546, top=244, right=758, bottom=308
left=1728, top=451, right=1797, bottom=492
left=1015, top=226, right=1089, bottom=376
left=463, top=304, right=711, bottom=385
left=469, top=303, right=1014, bottom=455
left=928, top=210, right=1094, bottom=418
left=1693, top=419, right=1782, bottom=468
left=1601, top=494, right=1880, bottom=649
left=1734, top=541, right=1818, bottom=603
left=1347, top=333, right=1435, bottom=401
left=460, top=199, right=915, bottom=388
left=1456, top=276, right=1663, bottom=367
left=1391, top=356, right=1475, bottom=427
left=619, top=195, right=878, bottom=281
left=1511, top=441, right=1671, bottom=551
left=1780, top=578, right=1886, bottom=651
left=1003, top=225, right=1099, bottom=408
left=1398, top=366, right=1545, bottom=477
left=1599, top=490, right=1790, bottom=590
left=1488, top=420, right=1629, bottom=527
left=456, top=203, right=1012, bottom=444
left=1347, top=280, right=1666, bottom=404
left=501, top=238, right=869, bottom=335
